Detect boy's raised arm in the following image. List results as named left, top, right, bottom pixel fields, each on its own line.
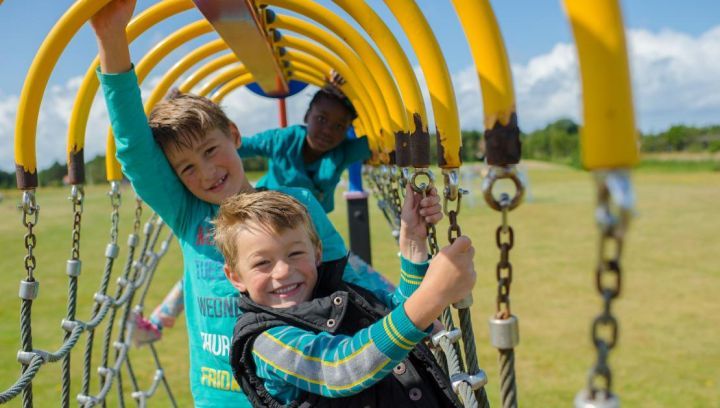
left=91, top=0, right=134, bottom=74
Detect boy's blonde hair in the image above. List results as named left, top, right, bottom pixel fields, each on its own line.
left=213, top=191, right=321, bottom=272
left=149, top=92, right=232, bottom=153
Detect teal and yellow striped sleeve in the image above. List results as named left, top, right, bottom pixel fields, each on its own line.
left=252, top=305, right=428, bottom=401
left=392, top=256, right=429, bottom=306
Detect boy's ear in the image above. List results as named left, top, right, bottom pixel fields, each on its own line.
left=223, top=263, right=247, bottom=292
left=229, top=122, right=241, bottom=149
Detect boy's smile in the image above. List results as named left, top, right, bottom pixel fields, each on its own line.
left=166, top=124, right=253, bottom=204
left=224, top=222, right=321, bottom=308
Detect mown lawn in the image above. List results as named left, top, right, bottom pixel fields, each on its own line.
left=0, top=161, right=718, bottom=407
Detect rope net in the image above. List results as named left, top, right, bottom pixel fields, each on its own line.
left=1, top=183, right=177, bottom=407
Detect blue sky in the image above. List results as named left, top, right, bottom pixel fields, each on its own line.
left=1, top=0, right=719, bottom=170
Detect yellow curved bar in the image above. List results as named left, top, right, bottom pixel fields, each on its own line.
left=198, top=66, right=250, bottom=97
left=278, top=36, right=388, bottom=156
left=450, top=0, right=515, bottom=129
left=15, top=0, right=113, bottom=187
left=146, top=39, right=227, bottom=111
left=563, top=0, right=638, bottom=169
left=291, top=70, right=381, bottom=164
left=67, top=0, right=194, bottom=181
left=179, top=53, right=240, bottom=93
left=269, top=13, right=397, bottom=140
left=210, top=73, right=254, bottom=103
left=384, top=0, right=461, bottom=168
left=332, top=0, right=427, bottom=133
left=261, top=0, right=406, bottom=133
left=284, top=58, right=374, bottom=148
left=105, top=19, right=213, bottom=180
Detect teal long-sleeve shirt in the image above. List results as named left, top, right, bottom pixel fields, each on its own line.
left=239, top=125, right=371, bottom=213
left=252, top=257, right=431, bottom=402
left=97, top=67, right=389, bottom=407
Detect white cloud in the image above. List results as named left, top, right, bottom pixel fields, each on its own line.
left=2, top=25, right=719, bottom=172
left=448, top=25, right=720, bottom=133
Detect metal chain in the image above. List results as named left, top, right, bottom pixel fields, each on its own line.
left=495, top=198, right=514, bottom=319
left=19, top=191, right=39, bottom=408
left=63, top=186, right=84, bottom=408
left=576, top=170, right=633, bottom=407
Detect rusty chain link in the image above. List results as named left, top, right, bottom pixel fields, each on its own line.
left=21, top=191, right=39, bottom=282
left=109, top=182, right=121, bottom=245
left=582, top=171, right=632, bottom=402
left=69, top=186, right=84, bottom=260
left=495, top=196, right=514, bottom=319
left=410, top=168, right=439, bottom=257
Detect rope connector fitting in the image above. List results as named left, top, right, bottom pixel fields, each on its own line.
left=66, top=259, right=82, bottom=277
left=19, top=280, right=39, bottom=300
left=452, top=294, right=473, bottom=309
left=61, top=319, right=84, bottom=333
left=105, top=243, right=119, bottom=259
left=489, top=314, right=520, bottom=349
left=450, top=370, right=488, bottom=393
left=17, top=349, right=49, bottom=365
left=431, top=328, right=462, bottom=348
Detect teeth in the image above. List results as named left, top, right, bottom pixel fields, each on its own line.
left=273, top=284, right=299, bottom=295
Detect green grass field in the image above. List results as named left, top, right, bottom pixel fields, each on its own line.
left=0, top=161, right=718, bottom=407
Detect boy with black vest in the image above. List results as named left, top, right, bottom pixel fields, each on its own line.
left=215, top=188, right=476, bottom=407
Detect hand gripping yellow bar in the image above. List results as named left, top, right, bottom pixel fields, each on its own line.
left=384, top=0, right=461, bottom=169
left=563, top=0, right=639, bottom=169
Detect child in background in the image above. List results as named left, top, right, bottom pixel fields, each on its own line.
left=214, top=189, right=473, bottom=406
left=89, top=1, right=424, bottom=406
left=240, top=73, right=368, bottom=213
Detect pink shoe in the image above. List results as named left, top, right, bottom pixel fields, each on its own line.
left=131, top=314, right=162, bottom=347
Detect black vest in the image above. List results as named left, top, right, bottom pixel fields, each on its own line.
left=230, top=257, right=462, bottom=408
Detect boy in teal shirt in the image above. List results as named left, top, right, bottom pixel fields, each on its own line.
left=89, top=1, right=438, bottom=406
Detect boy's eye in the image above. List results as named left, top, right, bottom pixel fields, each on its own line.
left=252, top=260, right=270, bottom=269
left=315, top=115, right=326, bottom=124
left=205, top=146, right=217, bottom=156
left=180, top=165, right=194, bottom=175
left=289, top=251, right=305, bottom=258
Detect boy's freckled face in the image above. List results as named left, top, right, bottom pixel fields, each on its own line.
left=225, top=222, right=320, bottom=308
left=305, top=98, right=352, bottom=154
left=166, top=125, right=252, bottom=205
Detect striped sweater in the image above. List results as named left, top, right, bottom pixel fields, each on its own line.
left=251, top=256, right=430, bottom=402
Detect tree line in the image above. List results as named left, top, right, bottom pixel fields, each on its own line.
left=0, top=121, right=717, bottom=188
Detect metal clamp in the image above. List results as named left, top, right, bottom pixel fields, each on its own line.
left=481, top=165, right=525, bottom=211
left=431, top=328, right=462, bottom=348
left=450, top=370, right=488, bottom=393
left=17, top=349, right=49, bottom=365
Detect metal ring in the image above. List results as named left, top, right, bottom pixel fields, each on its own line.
left=481, top=165, right=525, bottom=211
left=409, top=168, right=434, bottom=193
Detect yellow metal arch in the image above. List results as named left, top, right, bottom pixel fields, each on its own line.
left=332, top=0, right=427, bottom=134
left=384, top=0, right=461, bottom=168
left=450, top=0, right=516, bottom=130
left=268, top=14, right=395, bottom=146
left=276, top=35, right=390, bottom=160
left=209, top=73, right=255, bottom=103
left=15, top=0, right=113, bottom=187
left=69, top=0, right=194, bottom=183
left=563, top=0, right=638, bottom=169
left=179, top=54, right=240, bottom=93
left=197, top=66, right=250, bottom=97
